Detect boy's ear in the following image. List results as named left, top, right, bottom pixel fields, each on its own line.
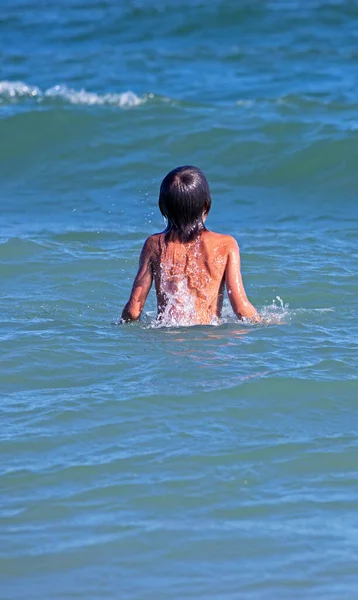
left=158, top=200, right=165, bottom=217
left=203, top=201, right=210, bottom=216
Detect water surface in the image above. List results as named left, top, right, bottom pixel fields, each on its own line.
left=1, top=1, right=358, bottom=598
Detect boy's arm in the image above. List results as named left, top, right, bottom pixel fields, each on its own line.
left=225, top=237, right=260, bottom=321
left=121, top=238, right=153, bottom=322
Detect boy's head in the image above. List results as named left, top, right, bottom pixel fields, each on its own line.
left=159, top=166, right=211, bottom=243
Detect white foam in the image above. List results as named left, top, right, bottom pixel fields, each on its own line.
left=236, top=99, right=254, bottom=107
left=44, top=85, right=144, bottom=107
left=0, top=80, right=146, bottom=108
left=0, top=81, right=41, bottom=98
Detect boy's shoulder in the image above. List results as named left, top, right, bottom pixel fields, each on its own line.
left=142, top=232, right=163, bottom=254
left=204, top=230, right=239, bottom=249
left=144, top=232, right=162, bottom=245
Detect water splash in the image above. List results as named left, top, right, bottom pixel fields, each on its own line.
left=258, top=296, right=334, bottom=325
left=258, top=295, right=290, bottom=325
left=146, top=291, right=289, bottom=329
left=156, top=267, right=198, bottom=328
left=138, top=296, right=334, bottom=329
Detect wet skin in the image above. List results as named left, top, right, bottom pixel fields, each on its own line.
left=121, top=229, right=260, bottom=325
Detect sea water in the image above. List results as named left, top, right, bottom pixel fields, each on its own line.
left=1, top=1, right=358, bottom=598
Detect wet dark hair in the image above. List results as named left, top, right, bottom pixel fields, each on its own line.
left=159, top=165, right=211, bottom=243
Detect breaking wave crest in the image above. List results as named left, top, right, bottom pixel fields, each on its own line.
left=0, top=80, right=153, bottom=108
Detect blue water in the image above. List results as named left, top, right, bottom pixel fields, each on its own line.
left=1, top=1, right=358, bottom=598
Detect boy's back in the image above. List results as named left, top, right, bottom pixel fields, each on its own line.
left=122, top=229, right=259, bottom=325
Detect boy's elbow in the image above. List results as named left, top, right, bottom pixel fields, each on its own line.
left=242, top=305, right=260, bottom=322
left=234, top=303, right=260, bottom=322
left=121, top=303, right=141, bottom=323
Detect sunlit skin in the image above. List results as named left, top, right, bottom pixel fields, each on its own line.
left=121, top=217, right=260, bottom=325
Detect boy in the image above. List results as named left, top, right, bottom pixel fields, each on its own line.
left=121, top=166, right=260, bottom=325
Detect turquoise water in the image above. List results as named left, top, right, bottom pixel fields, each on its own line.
left=1, top=1, right=358, bottom=598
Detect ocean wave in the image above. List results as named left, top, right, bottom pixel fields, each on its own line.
left=0, top=80, right=151, bottom=108
left=2, top=81, right=357, bottom=121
